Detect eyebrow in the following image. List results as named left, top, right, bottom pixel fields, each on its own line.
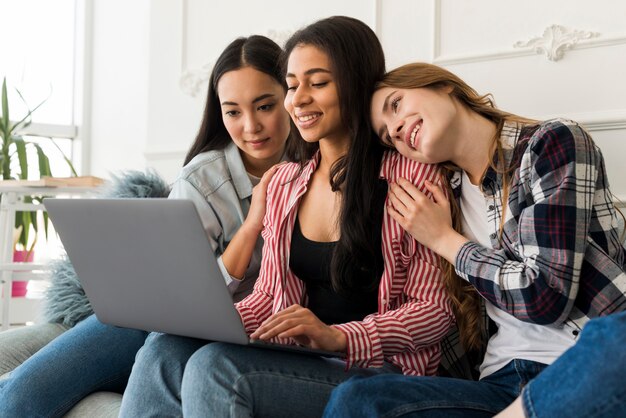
left=381, top=90, right=397, bottom=113
left=285, top=68, right=332, bottom=78
left=221, top=93, right=276, bottom=106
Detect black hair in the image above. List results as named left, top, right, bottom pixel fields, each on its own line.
left=184, top=35, right=297, bottom=165
left=282, top=16, right=387, bottom=294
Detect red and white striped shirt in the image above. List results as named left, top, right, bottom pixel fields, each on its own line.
left=235, top=150, right=454, bottom=376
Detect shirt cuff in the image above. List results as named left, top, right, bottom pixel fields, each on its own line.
left=454, top=241, right=480, bottom=282
left=332, top=321, right=383, bottom=370
left=217, top=255, right=242, bottom=295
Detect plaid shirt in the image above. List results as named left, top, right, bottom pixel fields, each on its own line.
left=453, top=119, right=626, bottom=336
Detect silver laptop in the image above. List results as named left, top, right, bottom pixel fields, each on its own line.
left=44, top=198, right=344, bottom=358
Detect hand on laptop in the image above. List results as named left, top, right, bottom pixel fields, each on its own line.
left=250, top=304, right=347, bottom=353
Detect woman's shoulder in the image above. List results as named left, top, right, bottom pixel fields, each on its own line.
left=518, top=118, right=598, bottom=159
left=173, top=149, right=233, bottom=195
left=274, top=161, right=302, bottom=178
left=178, top=149, right=229, bottom=179
left=269, top=158, right=318, bottom=189
left=521, top=118, right=592, bottom=146
left=380, top=150, right=440, bottom=185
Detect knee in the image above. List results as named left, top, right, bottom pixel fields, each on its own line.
left=184, top=342, right=230, bottom=383
left=324, top=377, right=373, bottom=418
left=581, top=312, right=626, bottom=356
left=133, top=333, right=190, bottom=372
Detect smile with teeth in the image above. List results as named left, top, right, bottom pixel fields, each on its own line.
left=296, top=113, right=321, bottom=126
left=408, top=120, right=422, bottom=148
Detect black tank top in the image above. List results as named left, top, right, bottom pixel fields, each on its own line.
left=289, top=180, right=387, bottom=324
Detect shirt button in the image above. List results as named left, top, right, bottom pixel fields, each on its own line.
left=572, top=330, right=579, bottom=337
left=489, top=233, right=497, bottom=240
left=488, top=205, right=495, bottom=211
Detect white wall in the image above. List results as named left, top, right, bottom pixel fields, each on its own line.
left=88, top=0, right=150, bottom=178
left=87, top=0, right=626, bottom=201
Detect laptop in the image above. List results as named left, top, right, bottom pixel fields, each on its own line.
left=44, top=198, right=344, bottom=358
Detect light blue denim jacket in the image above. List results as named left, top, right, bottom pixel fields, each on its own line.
left=168, top=142, right=261, bottom=302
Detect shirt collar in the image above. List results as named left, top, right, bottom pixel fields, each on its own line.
left=224, top=142, right=253, bottom=199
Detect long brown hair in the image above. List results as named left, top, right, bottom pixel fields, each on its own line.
left=377, top=63, right=537, bottom=351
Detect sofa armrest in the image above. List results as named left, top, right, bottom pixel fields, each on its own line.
left=0, top=323, right=69, bottom=377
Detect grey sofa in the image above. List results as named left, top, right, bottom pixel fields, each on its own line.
left=0, top=323, right=122, bottom=417
left=0, top=171, right=170, bottom=417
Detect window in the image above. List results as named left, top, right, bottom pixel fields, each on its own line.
left=1, top=0, right=81, bottom=179
left=1, top=0, right=87, bottom=280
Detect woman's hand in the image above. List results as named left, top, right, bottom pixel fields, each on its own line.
left=387, top=177, right=467, bottom=263
left=244, top=163, right=284, bottom=234
left=250, top=304, right=347, bottom=352
left=221, top=163, right=283, bottom=280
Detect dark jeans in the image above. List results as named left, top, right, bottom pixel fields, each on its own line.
left=323, top=359, right=546, bottom=418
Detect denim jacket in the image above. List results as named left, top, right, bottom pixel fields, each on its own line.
left=168, top=142, right=261, bottom=302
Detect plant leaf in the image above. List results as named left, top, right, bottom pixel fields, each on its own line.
left=13, top=136, right=29, bottom=179
left=43, top=210, right=50, bottom=240
left=1, top=78, right=9, bottom=133
left=48, top=137, right=78, bottom=176
left=15, top=210, right=31, bottom=248
left=12, top=86, right=50, bottom=134
left=33, top=143, right=52, bottom=177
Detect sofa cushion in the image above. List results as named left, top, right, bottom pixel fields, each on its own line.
left=0, top=323, right=68, bottom=377
left=63, top=392, right=122, bottom=418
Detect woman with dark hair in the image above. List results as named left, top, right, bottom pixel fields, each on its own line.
left=0, top=35, right=293, bottom=417
left=118, top=16, right=465, bottom=418
left=322, top=62, right=626, bottom=417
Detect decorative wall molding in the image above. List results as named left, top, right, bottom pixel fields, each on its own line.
left=179, top=0, right=382, bottom=97
left=578, top=116, right=626, bottom=132
left=431, top=0, right=626, bottom=65
left=178, top=28, right=295, bottom=97
left=375, top=0, right=383, bottom=36
left=179, top=63, right=214, bottom=98
left=538, top=109, right=626, bottom=132
left=513, top=25, right=600, bottom=61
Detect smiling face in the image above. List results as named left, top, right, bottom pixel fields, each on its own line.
left=284, top=45, right=348, bottom=145
left=371, top=85, right=458, bottom=164
left=217, top=66, right=291, bottom=174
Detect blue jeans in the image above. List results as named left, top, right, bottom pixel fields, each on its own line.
left=522, top=311, right=626, bottom=418
left=323, top=359, right=547, bottom=418
left=118, top=332, right=209, bottom=417
left=119, top=337, right=400, bottom=418
left=0, top=314, right=148, bottom=418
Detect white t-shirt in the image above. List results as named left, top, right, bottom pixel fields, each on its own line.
left=459, top=171, right=576, bottom=379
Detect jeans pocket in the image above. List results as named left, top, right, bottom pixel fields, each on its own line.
left=512, top=359, right=547, bottom=393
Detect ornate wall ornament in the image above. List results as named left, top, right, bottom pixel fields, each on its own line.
left=513, top=24, right=600, bottom=61
left=179, top=29, right=294, bottom=97
left=179, top=62, right=214, bottom=97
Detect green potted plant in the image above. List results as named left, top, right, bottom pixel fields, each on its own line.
left=0, top=77, right=77, bottom=296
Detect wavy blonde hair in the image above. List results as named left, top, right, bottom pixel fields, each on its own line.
left=376, top=63, right=538, bottom=351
